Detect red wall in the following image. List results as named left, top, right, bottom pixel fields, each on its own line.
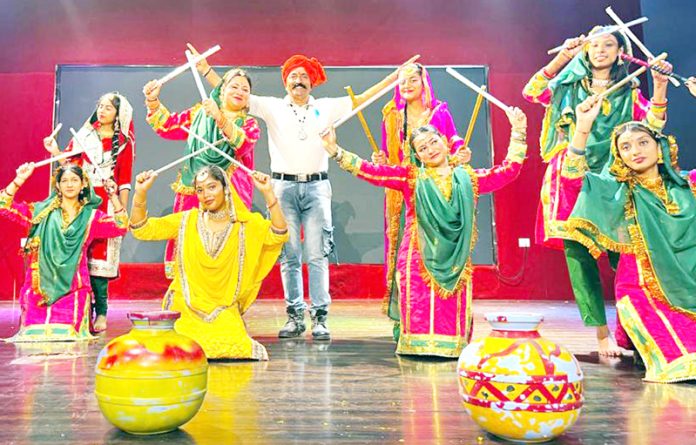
left=0, top=0, right=642, bottom=300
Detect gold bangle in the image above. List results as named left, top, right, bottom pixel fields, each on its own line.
left=266, top=198, right=279, bottom=210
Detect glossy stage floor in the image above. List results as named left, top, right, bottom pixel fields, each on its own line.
left=1, top=300, right=695, bottom=445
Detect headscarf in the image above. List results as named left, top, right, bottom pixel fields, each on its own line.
left=281, top=55, right=327, bottom=87
left=540, top=26, right=635, bottom=170
left=567, top=122, right=696, bottom=314
left=25, top=164, right=102, bottom=305
left=194, top=164, right=251, bottom=224
left=182, top=69, right=252, bottom=186
left=73, top=93, right=135, bottom=181
left=382, top=63, right=438, bottom=165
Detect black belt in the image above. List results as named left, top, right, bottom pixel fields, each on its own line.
left=272, top=172, right=328, bottom=182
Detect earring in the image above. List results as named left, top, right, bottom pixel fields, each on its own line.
left=617, top=58, right=624, bottom=66
left=657, top=150, right=664, bottom=164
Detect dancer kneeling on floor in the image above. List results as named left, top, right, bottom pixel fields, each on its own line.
left=130, top=165, right=288, bottom=360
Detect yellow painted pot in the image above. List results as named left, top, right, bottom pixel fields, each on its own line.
left=95, top=311, right=208, bottom=435
left=457, top=313, right=583, bottom=443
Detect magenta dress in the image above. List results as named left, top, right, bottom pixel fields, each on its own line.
left=0, top=193, right=127, bottom=341
left=336, top=144, right=525, bottom=357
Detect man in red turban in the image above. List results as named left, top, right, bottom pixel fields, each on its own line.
left=281, top=55, right=327, bottom=88
left=188, top=45, right=416, bottom=342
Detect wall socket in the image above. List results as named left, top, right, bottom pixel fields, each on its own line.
left=518, top=238, right=531, bottom=248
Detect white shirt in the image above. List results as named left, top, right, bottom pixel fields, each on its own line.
left=249, top=94, right=352, bottom=174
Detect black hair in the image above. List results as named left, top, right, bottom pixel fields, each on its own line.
left=408, top=124, right=442, bottom=151
left=193, top=165, right=228, bottom=189
left=222, top=68, right=253, bottom=92
left=402, top=63, right=425, bottom=143
left=586, top=28, right=631, bottom=84
left=55, top=163, right=90, bottom=201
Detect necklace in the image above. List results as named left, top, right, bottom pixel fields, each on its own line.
left=198, top=213, right=233, bottom=259
left=634, top=175, right=680, bottom=214
left=290, top=104, right=309, bottom=140
left=206, top=207, right=229, bottom=221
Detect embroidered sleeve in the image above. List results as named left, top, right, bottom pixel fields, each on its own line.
left=0, top=191, right=33, bottom=229
left=90, top=209, right=128, bottom=239
left=474, top=142, right=525, bottom=195
left=130, top=212, right=185, bottom=241
left=337, top=149, right=411, bottom=191
left=560, top=152, right=588, bottom=180
left=147, top=103, right=202, bottom=141
left=522, top=70, right=553, bottom=106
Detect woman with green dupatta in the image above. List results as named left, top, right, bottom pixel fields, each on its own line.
left=522, top=26, right=671, bottom=355
left=319, top=108, right=527, bottom=358
left=0, top=163, right=127, bottom=341
left=143, top=67, right=260, bottom=278
left=564, top=95, right=696, bottom=382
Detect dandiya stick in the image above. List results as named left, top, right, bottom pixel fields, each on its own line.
left=333, top=79, right=398, bottom=128
left=180, top=126, right=254, bottom=175
left=34, top=147, right=85, bottom=168
left=620, top=53, right=688, bottom=83
left=446, top=67, right=513, bottom=113
left=69, top=127, right=110, bottom=183
left=599, top=52, right=667, bottom=99
left=463, top=86, right=486, bottom=149
left=157, top=45, right=221, bottom=85
left=605, top=7, right=680, bottom=87
left=48, top=123, right=63, bottom=140
left=186, top=50, right=208, bottom=101
left=345, top=85, right=380, bottom=153
left=546, top=17, right=647, bottom=55
left=154, top=147, right=209, bottom=175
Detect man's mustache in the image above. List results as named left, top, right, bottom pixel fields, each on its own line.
left=292, top=82, right=308, bottom=90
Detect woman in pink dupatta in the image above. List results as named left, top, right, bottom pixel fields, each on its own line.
left=377, top=63, right=469, bottom=336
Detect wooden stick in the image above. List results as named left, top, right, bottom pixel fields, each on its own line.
left=180, top=127, right=254, bottom=175
left=599, top=52, right=667, bottom=99
left=157, top=45, right=221, bottom=85
left=154, top=147, right=208, bottom=175
left=463, top=86, right=486, bottom=149
left=185, top=50, right=208, bottom=101
left=605, top=7, right=679, bottom=87
left=345, top=86, right=380, bottom=153
left=446, top=67, right=512, bottom=113
left=333, top=79, right=398, bottom=128
left=547, top=17, right=647, bottom=55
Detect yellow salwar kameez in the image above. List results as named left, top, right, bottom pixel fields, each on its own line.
left=132, top=204, right=287, bottom=360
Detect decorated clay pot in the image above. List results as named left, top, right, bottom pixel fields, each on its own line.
left=95, top=311, right=208, bottom=435
left=457, top=313, right=583, bottom=443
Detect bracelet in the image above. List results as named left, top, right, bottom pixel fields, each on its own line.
left=216, top=115, right=228, bottom=129
left=511, top=131, right=526, bottom=140
left=575, top=128, right=591, bottom=135
left=650, top=98, right=668, bottom=107
left=330, top=146, right=343, bottom=160
left=3, top=188, right=14, bottom=197
left=203, top=66, right=212, bottom=77
left=129, top=217, right=148, bottom=230
left=114, top=207, right=126, bottom=214
left=271, top=225, right=288, bottom=235
left=541, top=69, right=556, bottom=80
left=568, top=145, right=586, bottom=156
left=146, top=97, right=159, bottom=102
left=266, top=198, right=279, bottom=210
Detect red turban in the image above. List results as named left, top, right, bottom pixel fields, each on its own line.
left=281, top=55, right=327, bottom=88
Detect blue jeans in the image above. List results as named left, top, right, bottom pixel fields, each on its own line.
left=272, top=179, right=334, bottom=312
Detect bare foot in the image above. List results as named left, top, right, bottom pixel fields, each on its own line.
left=94, top=315, right=107, bottom=333
left=597, top=325, right=622, bottom=357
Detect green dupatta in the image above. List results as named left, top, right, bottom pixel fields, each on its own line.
left=26, top=176, right=102, bottom=305
left=414, top=166, right=477, bottom=295
left=567, top=127, right=696, bottom=313
left=542, top=53, right=635, bottom=171
left=180, top=73, right=248, bottom=186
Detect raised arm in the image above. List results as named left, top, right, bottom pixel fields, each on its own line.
left=476, top=108, right=528, bottom=194
left=321, top=127, right=411, bottom=191
left=143, top=79, right=202, bottom=141
left=0, top=162, right=37, bottom=228
left=522, top=36, right=584, bottom=105
left=351, top=55, right=420, bottom=107
left=90, top=179, right=128, bottom=239
left=251, top=171, right=287, bottom=234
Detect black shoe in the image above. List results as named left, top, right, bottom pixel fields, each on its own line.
left=278, top=307, right=306, bottom=338
left=310, top=308, right=331, bottom=341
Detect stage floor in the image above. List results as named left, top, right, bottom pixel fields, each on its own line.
left=0, top=300, right=695, bottom=444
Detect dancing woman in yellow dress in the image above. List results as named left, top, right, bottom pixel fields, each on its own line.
left=129, top=165, right=288, bottom=359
